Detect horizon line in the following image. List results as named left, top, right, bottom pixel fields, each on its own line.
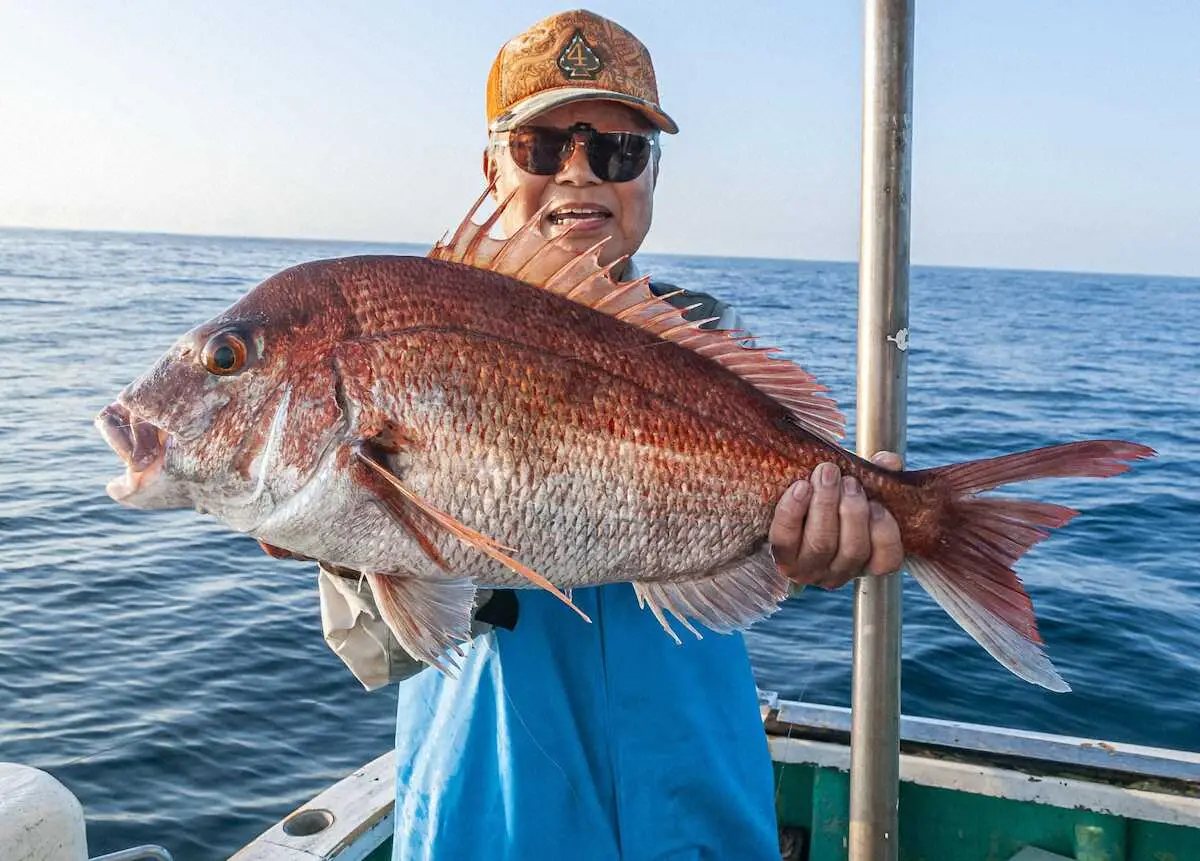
left=1, top=222, right=1195, bottom=283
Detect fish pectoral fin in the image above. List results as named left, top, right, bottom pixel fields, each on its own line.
left=633, top=544, right=787, bottom=641
left=365, top=572, right=477, bottom=673
left=349, top=440, right=452, bottom=571
left=350, top=442, right=591, bottom=624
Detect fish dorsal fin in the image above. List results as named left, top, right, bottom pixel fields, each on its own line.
left=429, top=184, right=586, bottom=284
left=430, top=187, right=845, bottom=442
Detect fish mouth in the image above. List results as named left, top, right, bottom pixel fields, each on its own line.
left=95, top=401, right=170, bottom=502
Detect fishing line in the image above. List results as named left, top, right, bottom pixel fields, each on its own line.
left=772, top=721, right=797, bottom=811
left=498, top=656, right=582, bottom=806
left=501, top=687, right=582, bottom=805
left=769, top=599, right=823, bottom=808
left=56, top=727, right=159, bottom=769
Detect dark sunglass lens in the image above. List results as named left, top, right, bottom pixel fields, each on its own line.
left=508, top=127, right=572, bottom=175
left=588, top=133, right=652, bottom=182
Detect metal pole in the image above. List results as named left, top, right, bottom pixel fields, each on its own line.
left=849, top=0, right=913, bottom=859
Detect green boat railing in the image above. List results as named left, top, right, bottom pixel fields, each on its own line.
left=231, top=701, right=1200, bottom=860
left=767, top=700, right=1200, bottom=861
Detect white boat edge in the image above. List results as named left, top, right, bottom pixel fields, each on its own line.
left=229, top=750, right=395, bottom=861
left=228, top=700, right=1200, bottom=859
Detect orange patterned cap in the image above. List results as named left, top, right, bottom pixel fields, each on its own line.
left=486, top=10, right=678, bottom=134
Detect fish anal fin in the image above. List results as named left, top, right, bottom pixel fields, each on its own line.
left=634, top=544, right=787, bottom=640
left=350, top=442, right=591, bottom=624
left=365, top=572, right=476, bottom=673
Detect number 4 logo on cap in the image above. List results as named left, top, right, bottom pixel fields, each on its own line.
left=558, top=29, right=603, bottom=80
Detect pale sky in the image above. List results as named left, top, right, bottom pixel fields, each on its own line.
left=3, top=1, right=1197, bottom=276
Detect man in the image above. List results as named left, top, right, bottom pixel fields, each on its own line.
left=320, top=10, right=903, bottom=860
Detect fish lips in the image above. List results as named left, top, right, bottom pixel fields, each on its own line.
left=95, top=401, right=172, bottom=505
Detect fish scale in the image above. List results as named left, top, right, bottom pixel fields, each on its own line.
left=356, top=332, right=773, bottom=587
left=96, top=192, right=1154, bottom=685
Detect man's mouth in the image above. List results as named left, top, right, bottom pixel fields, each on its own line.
left=96, top=401, right=169, bottom=501
left=547, top=206, right=612, bottom=228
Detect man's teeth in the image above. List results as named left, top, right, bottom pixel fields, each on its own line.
left=549, top=210, right=609, bottom=224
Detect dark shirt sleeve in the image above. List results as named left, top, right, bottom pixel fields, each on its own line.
left=649, top=279, right=747, bottom=332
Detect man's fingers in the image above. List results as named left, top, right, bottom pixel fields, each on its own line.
left=774, top=455, right=904, bottom=588
left=871, top=450, right=903, bottom=471
left=865, top=501, right=905, bottom=576
left=794, top=462, right=842, bottom=584
left=824, top=476, right=871, bottom=586
left=769, top=479, right=812, bottom=568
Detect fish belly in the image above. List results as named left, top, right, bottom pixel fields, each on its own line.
left=388, top=408, right=774, bottom=590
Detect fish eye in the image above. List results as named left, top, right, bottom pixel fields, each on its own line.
left=201, top=331, right=249, bottom=376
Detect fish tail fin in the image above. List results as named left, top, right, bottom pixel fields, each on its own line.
left=905, top=440, right=1154, bottom=692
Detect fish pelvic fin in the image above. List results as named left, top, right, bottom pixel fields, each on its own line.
left=365, top=572, right=477, bottom=673
left=430, top=187, right=845, bottom=444
left=350, top=441, right=591, bottom=624
left=633, top=544, right=788, bottom=642
left=257, top=540, right=312, bottom=561
left=906, top=440, right=1156, bottom=692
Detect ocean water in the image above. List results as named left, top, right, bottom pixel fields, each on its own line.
left=1, top=227, right=1196, bottom=860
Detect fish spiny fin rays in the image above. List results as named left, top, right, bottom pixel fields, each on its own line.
left=430, top=187, right=844, bottom=443
left=428, top=183, right=566, bottom=274
left=428, top=185, right=506, bottom=268
left=633, top=545, right=788, bottom=641
left=365, top=572, right=477, bottom=673
left=351, top=442, right=591, bottom=624
left=549, top=264, right=844, bottom=442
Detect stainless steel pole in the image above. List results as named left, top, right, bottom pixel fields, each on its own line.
left=849, top=0, right=913, bottom=859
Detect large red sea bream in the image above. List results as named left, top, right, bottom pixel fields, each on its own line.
left=95, top=193, right=1154, bottom=689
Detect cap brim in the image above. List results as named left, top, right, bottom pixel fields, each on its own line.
left=490, top=87, right=678, bottom=134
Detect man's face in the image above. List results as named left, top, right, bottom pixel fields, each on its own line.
left=484, top=101, right=658, bottom=271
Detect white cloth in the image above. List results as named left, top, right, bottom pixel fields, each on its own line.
left=319, top=566, right=497, bottom=690
left=318, top=568, right=411, bottom=691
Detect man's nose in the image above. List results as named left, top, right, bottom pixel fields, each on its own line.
left=555, top=137, right=602, bottom=186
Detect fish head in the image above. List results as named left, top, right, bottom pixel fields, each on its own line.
left=96, top=262, right=351, bottom=530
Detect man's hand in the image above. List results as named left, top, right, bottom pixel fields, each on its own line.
left=769, top=452, right=905, bottom=589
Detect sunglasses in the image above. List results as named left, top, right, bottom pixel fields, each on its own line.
left=498, top=123, right=658, bottom=183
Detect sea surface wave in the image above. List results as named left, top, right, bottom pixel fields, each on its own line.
left=1, top=228, right=1196, bottom=859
